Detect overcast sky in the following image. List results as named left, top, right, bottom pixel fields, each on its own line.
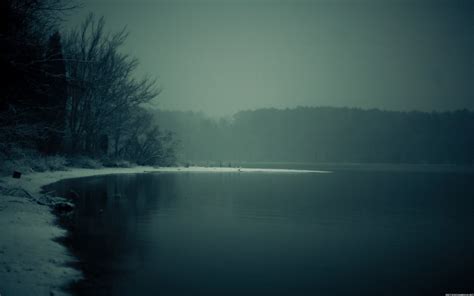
left=66, top=0, right=474, bottom=116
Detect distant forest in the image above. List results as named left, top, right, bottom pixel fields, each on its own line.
left=1, top=0, right=176, bottom=170
left=154, top=107, right=474, bottom=164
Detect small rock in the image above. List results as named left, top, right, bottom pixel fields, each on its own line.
left=53, top=201, right=75, bottom=214
left=68, top=190, right=80, bottom=199
left=36, top=200, right=47, bottom=206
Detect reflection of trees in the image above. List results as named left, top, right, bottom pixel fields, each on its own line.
left=52, top=173, right=177, bottom=294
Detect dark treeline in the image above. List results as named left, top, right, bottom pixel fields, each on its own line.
left=1, top=0, right=176, bottom=169
left=154, top=107, right=474, bottom=164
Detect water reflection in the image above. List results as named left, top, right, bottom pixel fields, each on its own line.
left=49, top=170, right=474, bottom=295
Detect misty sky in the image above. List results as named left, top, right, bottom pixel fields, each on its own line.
left=66, top=0, right=474, bottom=116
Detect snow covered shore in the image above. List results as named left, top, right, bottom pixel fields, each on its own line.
left=0, top=165, right=329, bottom=295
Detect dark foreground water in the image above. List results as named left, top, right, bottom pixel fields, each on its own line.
left=49, top=167, right=474, bottom=296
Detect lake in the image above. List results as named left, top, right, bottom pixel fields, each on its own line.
left=48, top=166, right=474, bottom=295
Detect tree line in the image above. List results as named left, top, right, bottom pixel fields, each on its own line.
left=154, top=107, right=474, bottom=164
left=1, top=0, right=176, bottom=167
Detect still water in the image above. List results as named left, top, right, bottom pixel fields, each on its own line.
left=49, top=167, right=474, bottom=295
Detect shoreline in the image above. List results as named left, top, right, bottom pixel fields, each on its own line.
left=0, top=165, right=326, bottom=295
left=0, top=166, right=164, bottom=296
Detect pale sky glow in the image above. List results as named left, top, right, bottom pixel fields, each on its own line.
left=66, top=0, right=474, bottom=116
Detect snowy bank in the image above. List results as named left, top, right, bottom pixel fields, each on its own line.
left=0, top=165, right=329, bottom=295
left=0, top=166, right=166, bottom=296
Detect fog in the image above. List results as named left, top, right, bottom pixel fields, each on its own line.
left=67, top=0, right=474, bottom=117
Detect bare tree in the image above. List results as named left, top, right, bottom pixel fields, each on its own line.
left=0, top=0, right=77, bottom=158
left=63, top=14, right=160, bottom=155
left=119, top=108, right=177, bottom=166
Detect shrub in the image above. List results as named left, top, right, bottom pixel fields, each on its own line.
left=66, top=156, right=103, bottom=169
left=101, top=158, right=134, bottom=168
left=0, top=149, right=68, bottom=176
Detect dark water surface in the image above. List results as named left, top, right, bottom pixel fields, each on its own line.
left=48, top=167, right=474, bottom=295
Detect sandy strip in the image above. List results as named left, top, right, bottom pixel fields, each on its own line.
left=0, top=165, right=329, bottom=296
left=147, top=166, right=331, bottom=174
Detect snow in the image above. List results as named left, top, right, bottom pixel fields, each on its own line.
left=149, top=166, right=331, bottom=174
left=0, top=165, right=330, bottom=295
